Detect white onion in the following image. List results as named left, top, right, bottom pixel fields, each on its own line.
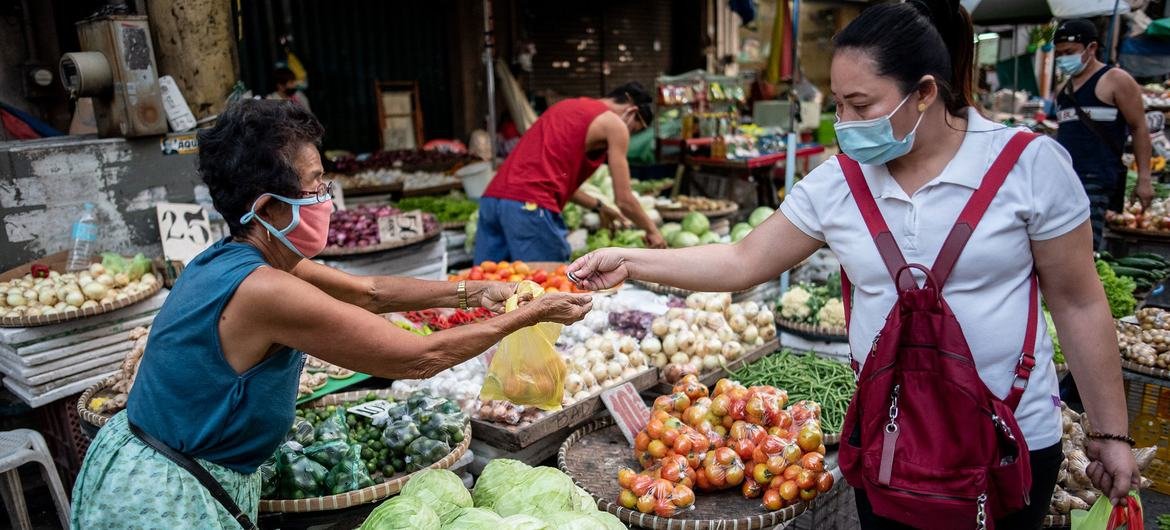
left=665, top=308, right=685, bottom=320
left=65, top=291, right=85, bottom=308
left=756, top=309, right=775, bottom=327
left=743, top=301, right=761, bottom=318
left=618, top=336, right=637, bottom=354
left=723, top=341, right=745, bottom=360
left=686, top=293, right=706, bottom=309
left=97, top=274, right=115, bottom=287
left=668, top=319, right=688, bottom=336
left=702, top=355, right=721, bottom=371
left=566, top=373, right=585, bottom=394
left=607, top=361, right=623, bottom=380
left=651, top=318, right=669, bottom=337
left=676, top=331, right=696, bottom=352
left=742, top=324, right=759, bottom=344
left=80, top=300, right=99, bottom=310
left=640, top=336, right=662, bottom=355
left=6, top=294, right=26, bottom=307
left=670, top=352, right=690, bottom=365
left=140, top=273, right=158, bottom=285
left=591, top=363, right=609, bottom=382
left=582, top=370, right=598, bottom=388
left=573, top=390, right=591, bottom=400
left=704, top=298, right=724, bottom=314
left=706, top=313, right=727, bottom=330
left=662, top=335, right=679, bottom=355
left=760, top=324, right=777, bottom=341
left=729, top=314, right=749, bottom=333
left=82, top=282, right=108, bottom=301
left=629, top=351, right=648, bottom=367
left=717, top=327, right=736, bottom=343
left=706, top=338, right=722, bottom=355
left=88, top=263, right=105, bottom=276
left=652, top=353, right=669, bottom=368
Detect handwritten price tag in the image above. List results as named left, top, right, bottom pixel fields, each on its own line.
left=377, top=211, right=426, bottom=243
left=156, top=202, right=213, bottom=264
left=601, top=382, right=651, bottom=447
left=347, top=399, right=394, bottom=419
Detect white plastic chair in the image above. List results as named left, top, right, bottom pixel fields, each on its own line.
left=0, top=429, right=70, bottom=529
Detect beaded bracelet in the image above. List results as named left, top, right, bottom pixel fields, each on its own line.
left=1086, top=431, right=1136, bottom=447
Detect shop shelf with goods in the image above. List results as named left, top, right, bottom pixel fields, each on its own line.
left=653, top=70, right=746, bottom=164
left=325, top=149, right=482, bottom=200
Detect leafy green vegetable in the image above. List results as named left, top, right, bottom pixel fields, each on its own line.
left=396, top=195, right=479, bottom=223
left=464, top=209, right=478, bottom=254
left=731, top=222, right=753, bottom=242
left=572, top=228, right=646, bottom=260
left=660, top=222, right=682, bottom=238
left=444, top=507, right=504, bottom=529
left=563, top=203, right=584, bottom=231
left=1097, top=260, right=1137, bottom=318
left=400, top=468, right=473, bottom=524
left=499, top=514, right=550, bottom=530
left=360, top=495, right=440, bottom=530
left=670, top=231, right=701, bottom=247
left=748, top=206, right=775, bottom=227
left=681, top=212, right=710, bottom=235
left=492, top=466, right=582, bottom=519
left=1045, top=310, right=1064, bottom=364
left=472, top=458, right=532, bottom=509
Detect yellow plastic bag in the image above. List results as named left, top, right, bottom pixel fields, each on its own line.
left=479, top=281, right=567, bottom=411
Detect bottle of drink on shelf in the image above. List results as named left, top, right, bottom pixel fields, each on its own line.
left=66, top=203, right=101, bottom=272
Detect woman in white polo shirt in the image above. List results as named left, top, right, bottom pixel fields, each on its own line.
left=568, top=0, right=1137, bottom=528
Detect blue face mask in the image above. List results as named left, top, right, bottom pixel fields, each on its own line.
left=834, top=92, right=925, bottom=166
left=1056, top=52, right=1088, bottom=77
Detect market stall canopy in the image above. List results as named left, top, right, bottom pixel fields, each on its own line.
left=961, top=0, right=1129, bottom=25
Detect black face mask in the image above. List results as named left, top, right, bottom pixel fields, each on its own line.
left=283, top=87, right=298, bottom=97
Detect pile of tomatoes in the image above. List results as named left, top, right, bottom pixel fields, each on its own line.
left=616, top=375, right=833, bottom=518
left=448, top=261, right=585, bottom=293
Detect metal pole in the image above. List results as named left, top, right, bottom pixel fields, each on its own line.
left=1012, top=25, right=1018, bottom=116
left=1107, top=0, right=1122, bottom=64
left=483, top=0, right=497, bottom=167
left=781, top=0, right=800, bottom=295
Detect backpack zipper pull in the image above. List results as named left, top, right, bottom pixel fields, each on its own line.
left=976, top=493, right=987, bottom=530
left=878, top=384, right=900, bottom=485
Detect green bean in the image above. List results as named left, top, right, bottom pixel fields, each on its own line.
left=728, top=349, right=856, bottom=433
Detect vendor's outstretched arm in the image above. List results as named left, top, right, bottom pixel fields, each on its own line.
left=292, top=259, right=511, bottom=313
left=567, top=212, right=821, bottom=292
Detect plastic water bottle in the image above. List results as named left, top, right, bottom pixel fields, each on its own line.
left=66, top=203, right=100, bottom=272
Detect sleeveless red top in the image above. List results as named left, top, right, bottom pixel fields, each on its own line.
left=483, top=98, right=609, bottom=213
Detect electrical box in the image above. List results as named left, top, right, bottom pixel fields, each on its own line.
left=59, top=15, right=166, bottom=138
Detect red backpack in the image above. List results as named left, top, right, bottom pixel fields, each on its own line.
left=837, top=131, right=1040, bottom=529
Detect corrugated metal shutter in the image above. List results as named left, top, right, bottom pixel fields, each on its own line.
left=235, top=0, right=454, bottom=151
left=520, top=0, right=673, bottom=98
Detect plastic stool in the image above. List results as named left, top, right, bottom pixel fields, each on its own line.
left=0, top=429, right=70, bottom=530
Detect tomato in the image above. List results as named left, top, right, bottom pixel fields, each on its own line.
left=710, top=393, right=731, bottom=417
left=783, top=464, right=801, bottom=481
left=730, top=438, right=755, bottom=461
left=530, top=269, right=548, bottom=284
left=800, top=452, right=825, bottom=473
left=661, top=427, right=679, bottom=447
left=815, top=472, right=834, bottom=493
left=619, top=488, right=638, bottom=509
left=508, top=274, right=524, bottom=282
left=660, top=463, right=682, bottom=483
left=817, top=443, right=827, bottom=455
left=636, top=493, right=655, bottom=514
left=724, top=464, right=745, bottom=486
left=514, top=262, right=531, bottom=275
left=480, top=260, right=498, bottom=272
left=635, top=431, right=651, bottom=452
left=766, top=456, right=787, bottom=476
left=782, top=443, right=803, bottom=465
left=722, top=414, right=736, bottom=430
left=544, top=286, right=560, bottom=293
left=796, top=469, right=815, bottom=491
left=800, top=488, right=818, bottom=502
left=775, top=410, right=793, bottom=430
left=648, top=439, right=668, bottom=459
left=631, top=474, right=656, bottom=496
left=712, top=425, right=728, bottom=439
left=779, top=480, right=799, bottom=501
left=694, top=467, right=711, bottom=490
left=752, top=463, right=773, bottom=485
left=713, top=447, right=737, bottom=466
left=618, top=468, right=637, bottom=490
left=468, top=270, right=484, bottom=281
left=673, top=435, right=693, bottom=455
left=763, top=488, right=783, bottom=511
left=638, top=451, right=656, bottom=470
left=742, top=477, right=763, bottom=499
left=672, top=484, right=695, bottom=507
left=654, top=499, right=678, bottom=517
left=796, top=425, right=823, bottom=453
left=646, top=419, right=665, bottom=439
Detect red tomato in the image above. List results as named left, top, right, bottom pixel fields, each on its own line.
left=618, top=489, right=637, bottom=509
left=653, top=499, right=678, bottom=517
left=752, top=463, right=773, bottom=485
left=672, top=484, right=696, bottom=507
left=763, top=488, right=783, bottom=511
left=618, top=468, right=637, bottom=490
left=631, top=474, right=656, bottom=497
left=766, top=456, right=787, bottom=476
left=530, top=269, right=548, bottom=283
left=468, top=270, right=484, bottom=281
left=796, top=469, right=816, bottom=491
left=815, top=472, right=834, bottom=493
left=636, top=493, right=655, bottom=513
left=800, top=488, right=818, bottom=502
left=635, top=431, right=651, bottom=451
left=800, top=452, right=825, bottom=473
left=742, top=477, right=763, bottom=499
left=779, top=480, right=799, bottom=501
left=724, top=464, right=745, bottom=486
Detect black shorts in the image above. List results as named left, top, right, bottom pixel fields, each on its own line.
left=853, top=442, right=1063, bottom=530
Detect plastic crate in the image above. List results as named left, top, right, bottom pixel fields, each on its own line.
left=1124, top=379, right=1170, bottom=495
left=33, top=392, right=91, bottom=491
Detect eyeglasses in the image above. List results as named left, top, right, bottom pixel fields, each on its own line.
left=625, top=92, right=649, bottom=132
left=297, top=180, right=334, bottom=202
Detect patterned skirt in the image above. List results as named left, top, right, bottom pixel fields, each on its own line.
left=71, top=411, right=260, bottom=529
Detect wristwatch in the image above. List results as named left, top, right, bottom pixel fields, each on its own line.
left=591, top=199, right=604, bottom=213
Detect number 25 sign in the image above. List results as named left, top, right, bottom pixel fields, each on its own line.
left=155, top=202, right=213, bottom=265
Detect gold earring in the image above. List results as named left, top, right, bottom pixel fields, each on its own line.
left=918, top=103, right=927, bottom=112
left=267, top=230, right=271, bottom=241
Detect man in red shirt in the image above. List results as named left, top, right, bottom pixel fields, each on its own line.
left=474, top=83, right=667, bottom=263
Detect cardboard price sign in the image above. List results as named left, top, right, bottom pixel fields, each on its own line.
left=156, top=202, right=213, bottom=265
left=376, top=211, right=426, bottom=243
left=601, top=382, right=651, bottom=447
left=347, top=399, right=394, bottom=419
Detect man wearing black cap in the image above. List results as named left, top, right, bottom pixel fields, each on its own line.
left=1054, top=18, right=1153, bottom=249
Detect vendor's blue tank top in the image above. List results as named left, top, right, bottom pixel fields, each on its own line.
left=127, top=239, right=303, bottom=474
left=1055, top=65, right=1129, bottom=182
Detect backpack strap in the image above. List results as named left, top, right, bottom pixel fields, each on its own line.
left=1005, top=274, right=1040, bottom=410
left=841, top=268, right=859, bottom=375
left=838, top=155, right=915, bottom=291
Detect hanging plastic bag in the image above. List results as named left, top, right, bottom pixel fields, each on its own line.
left=287, top=417, right=316, bottom=446
left=304, top=438, right=350, bottom=469
left=259, top=452, right=280, bottom=499
left=326, top=443, right=375, bottom=494
left=277, top=441, right=328, bottom=499
left=315, top=408, right=350, bottom=443
left=1071, top=490, right=1144, bottom=530
left=479, top=281, right=567, bottom=410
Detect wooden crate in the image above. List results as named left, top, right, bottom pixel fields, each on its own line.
left=471, top=367, right=658, bottom=452
left=1124, top=375, right=1170, bottom=495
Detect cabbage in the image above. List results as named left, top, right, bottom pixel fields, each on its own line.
left=360, top=495, right=439, bottom=530
left=681, top=212, right=710, bottom=235
left=444, top=507, right=503, bottom=529
left=699, top=231, right=720, bottom=245
left=670, top=231, right=701, bottom=248
left=472, top=459, right=531, bottom=509
left=571, top=485, right=597, bottom=512
left=731, top=222, right=753, bottom=242
left=399, top=469, right=472, bottom=524
left=660, top=222, right=682, bottom=237
left=499, top=514, right=550, bottom=530
left=540, top=511, right=625, bottom=530
left=748, top=206, right=775, bottom=227
left=492, top=466, right=581, bottom=519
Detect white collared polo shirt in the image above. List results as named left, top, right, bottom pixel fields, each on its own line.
left=781, top=107, right=1090, bottom=449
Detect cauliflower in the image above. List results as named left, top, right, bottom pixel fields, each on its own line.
left=816, top=298, right=847, bottom=329
left=779, top=286, right=813, bottom=321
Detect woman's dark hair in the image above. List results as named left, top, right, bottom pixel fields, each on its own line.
left=833, top=0, right=975, bottom=117
left=197, top=98, right=324, bottom=238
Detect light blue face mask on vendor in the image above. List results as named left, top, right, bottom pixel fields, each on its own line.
left=239, top=184, right=334, bottom=258
left=834, top=91, right=926, bottom=166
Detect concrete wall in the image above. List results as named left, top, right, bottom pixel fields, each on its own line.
left=0, top=135, right=200, bottom=271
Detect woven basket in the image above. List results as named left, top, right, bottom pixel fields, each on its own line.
left=1043, top=513, right=1070, bottom=528
left=775, top=317, right=849, bottom=343
left=76, top=376, right=121, bottom=429
left=558, top=417, right=832, bottom=529
left=258, top=389, right=471, bottom=513
left=659, top=203, right=739, bottom=221
left=0, top=279, right=162, bottom=328
left=318, top=227, right=441, bottom=257
left=1121, top=359, right=1170, bottom=380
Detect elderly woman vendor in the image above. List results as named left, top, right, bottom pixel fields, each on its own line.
left=70, top=99, right=593, bottom=529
